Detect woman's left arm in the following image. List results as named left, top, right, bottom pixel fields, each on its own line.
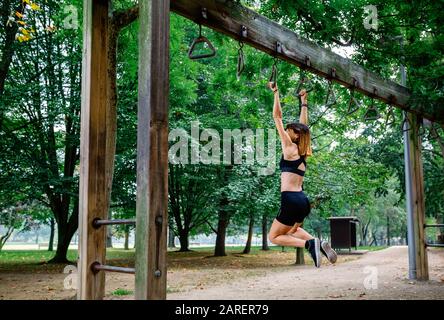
left=299, top=89, right=309, bottom=126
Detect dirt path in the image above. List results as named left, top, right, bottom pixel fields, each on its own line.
left=1, top=246, right=442, bottom=300
left=167, top=246, right=444, bottom=300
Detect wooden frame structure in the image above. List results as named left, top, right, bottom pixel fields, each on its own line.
left=404, top=113, right=429, bottom=280
left=78, top=0, right=432, bottom=299
left=78, top=0, right=109, bottom=299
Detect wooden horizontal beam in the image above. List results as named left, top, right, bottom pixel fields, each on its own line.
left=170, top=0, right=440, bottom=123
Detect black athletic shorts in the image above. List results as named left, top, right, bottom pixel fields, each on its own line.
left=275, top=191, right=311, bottom=226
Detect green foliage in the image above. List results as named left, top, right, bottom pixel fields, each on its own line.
left=1, top=0, right=443, bottom=256
left=249, top=0, right=444, bottom=119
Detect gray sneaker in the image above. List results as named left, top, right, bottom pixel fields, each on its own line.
left=306, top=238, right=321, bottom=268
left=320, top=241, right=337, bottom=264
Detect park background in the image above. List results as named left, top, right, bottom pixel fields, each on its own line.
left=0, top=0, right=443, bottom=299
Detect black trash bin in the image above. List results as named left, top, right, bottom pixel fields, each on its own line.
left=328, top=216, right=360, bottom=252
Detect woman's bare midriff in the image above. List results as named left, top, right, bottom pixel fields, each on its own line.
left=281, top=172, right=304, bottom=192
left=281, top=144, right=305, bottom=192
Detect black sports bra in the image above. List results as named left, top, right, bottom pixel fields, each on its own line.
left=279, top=155, right=306, bottom=176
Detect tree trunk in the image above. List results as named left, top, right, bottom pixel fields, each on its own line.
left=48, top=203, right=78, bottom=263
left=372, top=232, right=378, bottom=246
left=124, top=226, right=129, bottom=250
left=243, top=216, right=254, bottom=254
left=0, top=1, right=24, bottom=98
left=106, top=226, right=113, bottom=248
left=261, top=214, right=269, bottom=251
left=178, top=229, right=190, bottom=252
left=430, top=125, right=444, bottom=158
left=105, top=207, right=112, bottom=248
left=214, top=165, right=232, bottom=257
left=295, top=247, right=305, bottom=265
left=295, top=222, right=306, bottom=264
left=360, top=224, right=366, bottom=246
left=168, top=226, right=176, bottom=248
left=214, top=207, right=229, bottom=257
left=361, top=219, right=371, bottom=246
left=437, top=217, right=444, bottom=244
left=386, top=216, right=391, bottom=246
left=48, top=218, right=55, bottom=251
left=0, top=226, right=14, bottom=251
left=50, top=223, right=76, bottom=263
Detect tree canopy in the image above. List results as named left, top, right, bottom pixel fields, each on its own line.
left=0, top=0, right=442, bottom=258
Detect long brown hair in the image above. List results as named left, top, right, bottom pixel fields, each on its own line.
left=286, top=122, right=312, bottom=157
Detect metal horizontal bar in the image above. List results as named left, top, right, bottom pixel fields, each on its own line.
left=92, top=218, right=136, bottom=228
left=424, top=224, right=444, bottom=228
left=425, top=243, right=444, bottom=248
left=91, top=262, right=135, bottom=274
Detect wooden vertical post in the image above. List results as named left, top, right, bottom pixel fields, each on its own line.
left=406, top=113, right=429, bottom=280
left=78, top=0, right=110, bottom=300
left=135, top=0, right=170, bottom=300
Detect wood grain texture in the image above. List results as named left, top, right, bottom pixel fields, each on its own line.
left=407, top=114, right=429, bottom=280
left=105, top=11, right=118, bottom=249
left=78, top=0, right=109, bottom=300
left=135, top=0, right=170, bottom=300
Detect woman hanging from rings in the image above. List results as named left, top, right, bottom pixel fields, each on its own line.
left=267, top=80, right=337, bottom=268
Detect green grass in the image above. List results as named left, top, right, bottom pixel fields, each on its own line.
left=0, top=248, right=135, bottom=264
left=0, top=250, right=75, bottom=264
left=355, top=246, right=387, bottom=252
left=166, top=287, right=181, bottom=294
left=0, top=245, right=388, bottom=274
left=111, top=288, right=133, bottom=296
left=0, top=245, right=388, bottom=264
left=0, top=248, right=136, bottom=274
